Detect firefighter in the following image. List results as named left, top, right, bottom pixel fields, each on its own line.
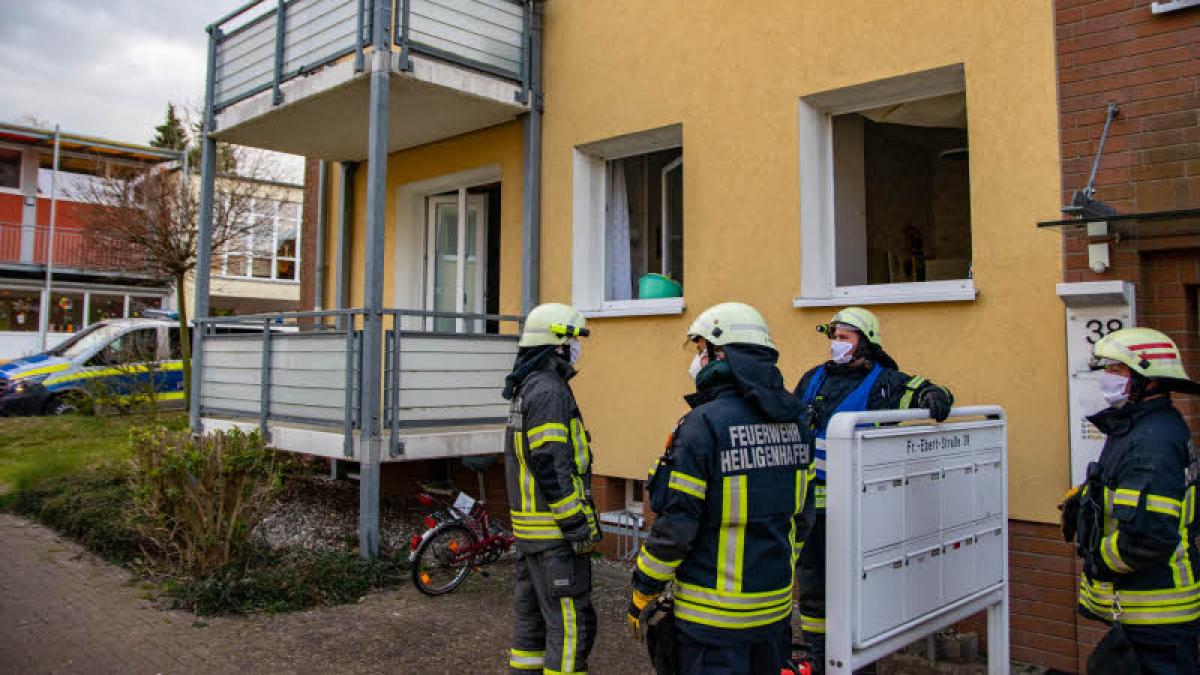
left=794, top=307, right=953, bottom=673
left=503, top=303, right=602, bottom=675
left=628, top=302, right=814, bottom=674
left=1061, top=327, right=1200, bottom=674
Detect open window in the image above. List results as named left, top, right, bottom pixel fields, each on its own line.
left=573, top=125, right=685, bottom=317
left=798, top=65, right=976, bottom=306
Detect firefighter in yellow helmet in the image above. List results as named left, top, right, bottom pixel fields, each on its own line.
left=1061, top=327, right=1200, bottom=674
left=794, top=307, right=953, bottom=674
left=629, top=302, right=814, bottom=674
left=503, top=303, right=600, bottom=674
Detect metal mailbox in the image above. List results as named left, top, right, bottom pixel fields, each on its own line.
left=824, top=406, right=1009, bottom=674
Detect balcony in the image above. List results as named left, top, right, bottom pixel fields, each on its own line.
left=196, top=308, right=520, bottom=461
left=208, top=0, right=531, bottom=160
left=0, top=223, right=156, bottom=278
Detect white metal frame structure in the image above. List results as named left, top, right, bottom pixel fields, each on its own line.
left=824, top=406, right=1009, bottom=674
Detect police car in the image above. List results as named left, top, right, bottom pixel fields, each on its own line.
left=0, top=318, right=186, bottom=416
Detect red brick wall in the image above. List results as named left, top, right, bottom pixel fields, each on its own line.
left=1047, top=2, right=1200, bottom=672
left=1057, top=0, right=1200, bottom=213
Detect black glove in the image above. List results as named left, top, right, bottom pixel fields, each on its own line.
left=919, top=387, right=952, bottom=422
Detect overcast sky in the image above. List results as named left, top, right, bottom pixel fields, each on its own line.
left=0, top=0, right=303, bottom=179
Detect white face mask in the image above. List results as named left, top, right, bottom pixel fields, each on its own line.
left=831, top=340, right=855, bottom=364
left=568, top=339, right=581, bottom=366
left=688, top=354, right=703, bottom=381
left=1097, top=370, right=1130, bottom=408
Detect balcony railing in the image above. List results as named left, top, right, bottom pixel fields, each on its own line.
left=0, top=223, right=153, bottom=275
left=195, top=307, right=521, bottom=458
left=211, top=0, right=529, bottom=113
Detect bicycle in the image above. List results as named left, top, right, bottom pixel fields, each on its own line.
left=408, top=487, right=515, bottom=596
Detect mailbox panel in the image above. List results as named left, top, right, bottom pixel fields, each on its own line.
left=858, top=544, right=906, bottom=644
left=905, top=459, right=942, bottom=540
left=905, top=534, right=943, bottom=620
left=940, top=454, right=976, bottom=530
left=941, top=524, right=977, bottom=603
left=861, top=463, right=906, bottom=552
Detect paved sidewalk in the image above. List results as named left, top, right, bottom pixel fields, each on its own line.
left=0, top=513, right=653, bottom=674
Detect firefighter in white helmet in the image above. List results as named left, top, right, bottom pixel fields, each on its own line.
left=504, top=303, right=600, bottom=674
left=794, top=306, right=953, bottom=674
left=1061, top=327, right=1200, bottom=673
left=629, top=302, right=814, bottom=674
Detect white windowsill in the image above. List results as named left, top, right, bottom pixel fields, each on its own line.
left=793, top=281, right=977, bottom=308
left=214, top=276, right=301, bottom=285
left=581, top=297, right=685, bottom=319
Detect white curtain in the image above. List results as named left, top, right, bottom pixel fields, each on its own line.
left=605, top=161, right=633, bottom=301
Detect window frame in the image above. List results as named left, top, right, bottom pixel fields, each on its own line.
left=572, top=124, right=686, bottom=318
left=218, top=198, right=301, bottom=283
left=796, top=64, right=977, bottom=308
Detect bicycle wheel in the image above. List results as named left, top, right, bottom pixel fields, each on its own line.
left=411, top=523, right=477, bottom=596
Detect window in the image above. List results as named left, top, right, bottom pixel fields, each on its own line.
left=0, top=149, right=19, bottom=190
left=87, top=294, right=125, bottom=324
left=47, top=292, right=84, bottom=333
left=0, top=289, right=40, bottom=331
left=88, top=328, right=158, bottom=367
left=219, top=199, right=301, bottom=282
left=798, top=64, right=976, bottom=306
left=128, top=296, right=163, bottom=318
left=573, top=124, right=686, bottom=317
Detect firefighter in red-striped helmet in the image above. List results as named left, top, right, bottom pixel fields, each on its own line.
left=1062, top=328, right=1200, bottom=672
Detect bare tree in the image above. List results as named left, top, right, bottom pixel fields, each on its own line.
left=72, top=150, right=281, bottom=405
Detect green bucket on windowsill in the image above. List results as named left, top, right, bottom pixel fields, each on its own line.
left=637, top=273, right=683, bottom=299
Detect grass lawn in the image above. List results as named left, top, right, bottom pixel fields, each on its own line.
left=0, top=412, right=186, bottom=501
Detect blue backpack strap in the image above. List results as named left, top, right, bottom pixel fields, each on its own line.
left=801, top=366, right=827, bottom=406
left=832, top=363, right=885, bottom=415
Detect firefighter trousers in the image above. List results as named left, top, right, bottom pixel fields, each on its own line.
left=675, top=619, right=791, bottom=675
left=509, top=547, right=596, bottom=674
left=1122, top=622, right=1200, bottom=675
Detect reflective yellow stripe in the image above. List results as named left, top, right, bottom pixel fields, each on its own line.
left=514, top=432, right=536, bottom=511
left=1112, top=488, right=1140, bottom=509
left=1080, top=578, right=1200, bottom=624
left=509, top=649, right=545, bottom=669
left=549, top=491, right=583, bottom=520
left=1172, top=487, right=1195, bottom=587
left=18, top=362, right=70, bottom=378
left=898, top=377, right=925, bottom=409
left=560, top=597, right=577, bottom=674
left=570, top=418, right=590, bottom=474
left=1100, top=532, right=1134, bottom=574
left=800, top=614, right=827, bottom=634
left=793, top=467, right=809, bottom=567
left=815, top=483, right=827, bottom=510
left=675, top=581, right=793, bottom=610
left=717, top=475, right=747, bottom=594
left=528, top=422, right=569, bottom=450
left=668, top=471, right=706, bottom=499
left=1146, top=494, right=1184, bottom=518
left=636, top=548, right=681, bottom=581
left=675, top=596, right=792, bottom=630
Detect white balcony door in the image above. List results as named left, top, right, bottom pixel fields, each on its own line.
left=426, top=191, right=487, bottom=333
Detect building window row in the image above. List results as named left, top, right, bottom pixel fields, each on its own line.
left=216, top=200, right=301, bottom=282
left=0, top=287, right=165, bottom=334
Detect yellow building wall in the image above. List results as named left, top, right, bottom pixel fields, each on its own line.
left=320, top=122, right=525, bottom=318
left=538, top=0, right=1067, bottom=523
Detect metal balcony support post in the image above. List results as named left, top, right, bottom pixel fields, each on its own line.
left=37, top=125, right=61, bottom=352
left=354, top=0, right=366, bottom=72
left=388, top=315, right=403, bottom=458
left=273, top=0, right=286, bottom=105
left=259, top=318, right=273, bottom=441
left=343, top=316, right=356, bottom=458
left=397, top=0, right=412, bottom=71
left=314, top=160, right=329, bottom=312
left=519, top=1, right=543, bottom=313
left=191, top=26, right=220, bottom=435
left=358, top=0, right=391, bottom=560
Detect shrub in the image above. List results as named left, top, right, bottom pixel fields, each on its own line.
left=10, top=466, right=141, bottom=563
left=164, top=545, right=408, bottom=615
left=129, top=426, right=290, bottom=576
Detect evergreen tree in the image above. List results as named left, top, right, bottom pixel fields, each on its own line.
left=151, top=103, right=189, bottom=152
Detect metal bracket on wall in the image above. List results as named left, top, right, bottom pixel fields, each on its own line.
left=1063, top=102, right=1120, bottom=220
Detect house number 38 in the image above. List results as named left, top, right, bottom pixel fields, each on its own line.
left=1085, top=319, right=1125, bottom=344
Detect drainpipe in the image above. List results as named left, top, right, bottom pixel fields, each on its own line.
left=520, top=1, right=543, bottom=314
left=358, top=0, right=391, bottom=560
left=190, top=25, right=220, bottom=434
left=314, top=160, right=329, bottom=311
left=37, top=126, right=62, bottom=351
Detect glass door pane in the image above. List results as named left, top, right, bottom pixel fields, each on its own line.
left=431, top=199, right=459, bottom=333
